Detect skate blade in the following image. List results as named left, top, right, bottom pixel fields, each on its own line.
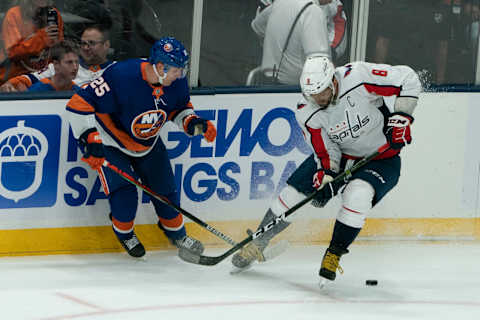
left=134, top=256, right=147, bottom=262
left=230, top=263, right=253, bottom=275
left=318, top=278, right=331, bottom=289
left=261, top=240, right=289, bottom=262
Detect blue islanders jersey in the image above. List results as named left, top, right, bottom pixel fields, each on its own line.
left=66, top=58, right=195, bottom=157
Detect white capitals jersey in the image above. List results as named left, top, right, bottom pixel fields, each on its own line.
left=296, top=61, right=422, bottom=172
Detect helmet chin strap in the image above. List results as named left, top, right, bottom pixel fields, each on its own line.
left=329, top=80, right=337, bottom=105
left=152, top=63, right=167, bottom=85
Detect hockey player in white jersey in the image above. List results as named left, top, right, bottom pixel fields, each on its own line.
left=232, top=56, right=422, bottom=282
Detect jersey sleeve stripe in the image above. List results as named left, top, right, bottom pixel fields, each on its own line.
left=363, top=83, right=401, bottom=96
left=331, top=5, right=346, bottom=48
left=96, top=114, right=150, bottom=152
left=306, top=126, right=331, bottom=170
left=141, top=62, right=149, bottom=81
left=169, top=102, right=194, bottom=121
left=66, top=94, right=96, bottom=114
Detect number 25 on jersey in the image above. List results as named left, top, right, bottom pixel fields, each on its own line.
left=90, top=77, right=111, bottom=97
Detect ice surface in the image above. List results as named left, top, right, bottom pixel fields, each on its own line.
left=1, top=242, right=479, bottom=320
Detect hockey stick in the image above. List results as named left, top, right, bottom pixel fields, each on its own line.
left=102, top=160, right=237, bottom=246
left=179, top=144, right=391, bottom=266
left=103, top=160, right=288, bottom=261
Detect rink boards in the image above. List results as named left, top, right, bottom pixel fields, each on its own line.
left=0, top=92, right=478, bottom=256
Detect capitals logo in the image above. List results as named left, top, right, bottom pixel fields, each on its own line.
left=131, top=110, right=167, bottom=140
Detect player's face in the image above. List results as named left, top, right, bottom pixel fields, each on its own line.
left=162, top=66, right=185, bottom=86
left=311, top=87, right=333, bottom=108
left=310, top=77, right=338, bottom=109
left=55, top=52, right=79, bottom=81
left=80, top=29, right=109, bottom=65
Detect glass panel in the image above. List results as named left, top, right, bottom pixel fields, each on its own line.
left=0, top=0, right=193, bottom=91
left=366, top=0, right=479, bottom=86
left=200, top=0, right=260, bottom=87
left=201, top=0, right=352, bottom=88
left=61, top=0, right=193, bottom=60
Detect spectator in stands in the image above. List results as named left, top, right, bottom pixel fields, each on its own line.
left=27, top=40, right=79, bottom=92
left=250, top=0, right=346, bottom=85
left=372, top=0, right=450, bottom=85
left=62, top=0, right=112, bottom=41
left=1, top=25, right=114, bottom=92
left=0, top=0, right=64, bottom=84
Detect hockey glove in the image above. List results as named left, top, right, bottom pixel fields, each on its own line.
left=312, top=170, right=341, bottom=208
left=184, top=115, right=217, bottom=143
left=79, top=128, right=105, bottom=170
left=385, top=112, right=414, bottom=150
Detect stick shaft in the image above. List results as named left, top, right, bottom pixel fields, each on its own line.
left=185, top=145, right=390, bottom=266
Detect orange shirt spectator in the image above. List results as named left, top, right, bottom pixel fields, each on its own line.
left=0, top=0, right=64, bottom=84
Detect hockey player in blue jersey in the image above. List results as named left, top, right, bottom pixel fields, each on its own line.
left=66, top=37, right=216, bottom=258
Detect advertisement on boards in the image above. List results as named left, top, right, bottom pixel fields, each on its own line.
left=0, top=93, right=318, bottom=229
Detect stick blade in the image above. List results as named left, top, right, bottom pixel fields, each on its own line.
left=178, top=248, right=201, bottom=264
left=178, top=248, right=224, bottom=266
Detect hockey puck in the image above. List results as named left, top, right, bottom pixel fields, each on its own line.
left=365, top=280, right=378, bottom=286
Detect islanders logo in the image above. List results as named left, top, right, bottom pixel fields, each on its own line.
left=0, top=116, right=60, bottom=208
left=131, top=110, right=167, bottom=140
left=163, top=42, right=173, bottom=52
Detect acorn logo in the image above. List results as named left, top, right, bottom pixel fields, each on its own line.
left=0, top=120, right=48, bottom=202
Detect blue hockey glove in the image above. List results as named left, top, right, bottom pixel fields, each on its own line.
left=184, top=115, right=217, bottom=142
left=79, top=128, right=105, bottom=170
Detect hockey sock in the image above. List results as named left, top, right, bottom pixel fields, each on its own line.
left=152, top=191, right=186, bottom=240
left=329, top=220, right=361, bottom=250
left=109, top=185, right=138, bottom=240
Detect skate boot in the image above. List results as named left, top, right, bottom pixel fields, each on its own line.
left=116, top=232, right=146, bottom=258
left=319, top=245, right=349, bottom=281
left=170, top=235, right=205, bottom=255
left=231, top=209, right=290, bottom=270
left=157, top=220, right=204, bottom=255
left=231, top=230, right=268, bottom=269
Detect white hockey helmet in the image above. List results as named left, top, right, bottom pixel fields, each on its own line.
left=300, top=55, right=336, bottom=97
left=300, top=56, right=336, bottom=108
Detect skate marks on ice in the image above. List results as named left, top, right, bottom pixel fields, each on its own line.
left=0, top=243, right=479, bottom=319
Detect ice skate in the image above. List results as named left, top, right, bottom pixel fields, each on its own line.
left=231, top=234, right=267, bottom=271
left=319, top=245, right=348, bottom=282
left=170, top=235, right=205, bottom=255
left=231, top=208, right=290, bottom=272
left=116, top=233, right=146, bottom=258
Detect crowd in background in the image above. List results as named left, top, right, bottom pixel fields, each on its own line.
left=0, top=0, right=479, bottom=92
left=367, top=0, right=480, bottom=86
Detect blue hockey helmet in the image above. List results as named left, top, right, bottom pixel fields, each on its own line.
left=149, top=37, right=189, bottom=69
